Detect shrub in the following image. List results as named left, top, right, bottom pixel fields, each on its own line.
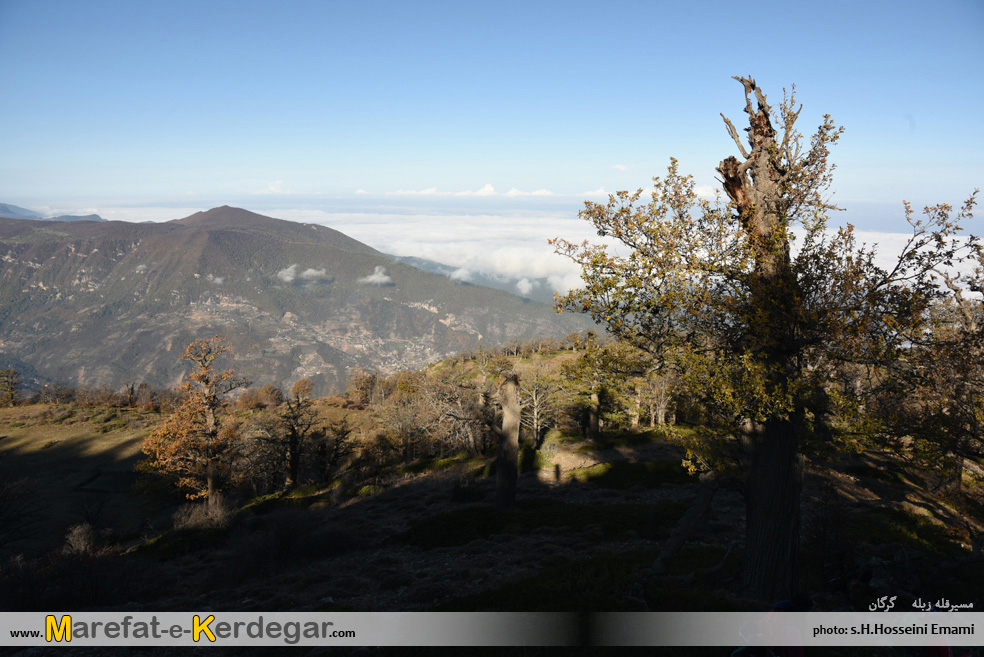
left=237, top=388, right=266, bottom=411
left=356, top=484, right=384, bottom=497
left=172, top=496, right=231, bottom=531
left=63, top=523, right=98, bottom=556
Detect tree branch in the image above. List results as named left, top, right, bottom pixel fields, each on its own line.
left=733, top=75, right=757, bottom=117
left=752, top=83, right=771, bottom=115
left=721, top=114, right=750, bottom=159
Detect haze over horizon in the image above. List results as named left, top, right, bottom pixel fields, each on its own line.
left=2, top=0, right=981, bottom=286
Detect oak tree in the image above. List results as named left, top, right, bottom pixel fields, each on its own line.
left=314, top=414, right=355, bottom=481
left=519, top=362, right=562, bottom=449
left=141, top=336, right=251, bottom=501
left=377, top=370, right=439, bottom=459
left=0, top=368, right=21, bottom=407
left=638, top=367, right=677, bottom=427
left=559, top=338, right=649, bottom=440
left=346, top=367, right=379, bottom=408
left=429, top=362, right=488, bottom=456
left=874, top=232, right=983, bottom=492
left=279, top=378, right=320, bottom=487
left=553, top=76, right=975, bottom=600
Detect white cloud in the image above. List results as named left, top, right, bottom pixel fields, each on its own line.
left=388, top=183, right=496, bottom=197
left=582, top=186, right=607, bottom=196
left=299, top=267, right=329, bottom=281
left=613, top=164, right=629, bottom=171
left=387, top=187, right=441, bottom=196
left=359, top=265, right=393, bottom=286
left=456, top=183, right=495, bottom=197
left=516, top=278, right=536, bottom=295
left=276, top=264, right=329, bottom=283
left=255, top=180, right=292, bottom=195
left=35, top=205, right=101, bottom=217
left=694, top=184, right=717, bottom=198
left=355, top=189, right=369, bottom=195
left=450, top=267, right=472, bottom=282
left=548, top=272, right=584, bottom=294
left=264, top=206, right=611, bottom=285
left=277, top=264, right=299, bottom=282
left=506, top=188, right=555, bottom=197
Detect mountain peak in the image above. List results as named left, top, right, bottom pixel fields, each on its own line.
left=170, top=206, right=382, bottom=256
left=173, top=205, right=275, bottom=228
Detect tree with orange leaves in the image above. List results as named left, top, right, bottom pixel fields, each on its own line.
left=142, top=336, right=251, bottom=501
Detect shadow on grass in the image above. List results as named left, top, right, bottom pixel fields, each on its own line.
left=565, top=460, right=691, bottom=488
left=435, top=543, right=753, bottom=613
left=398, top=497, right=686, bottom=549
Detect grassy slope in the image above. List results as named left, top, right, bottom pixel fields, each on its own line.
left=0, top=404, right=161, bottom=556
left=2, top=393, right=983, bottom=625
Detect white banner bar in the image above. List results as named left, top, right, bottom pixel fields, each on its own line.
left=2, top=612, right=980, bottom=647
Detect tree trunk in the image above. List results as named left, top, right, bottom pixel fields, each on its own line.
left=741, top=418, right=802, bottom=601
left=286, top=436, right=301, bottom=488
left=586, top=390, right=600, bottom=441
left=530, top=405, right=542, bottom=449
left=716, top=78, right=807, bottom=603
left=655, top=399, right=669, bottom=426
left=938, top=453, right=964, bottom=493
left=206, top=461, right=219, bottom=506
left=495, top=374, right=522, bottom=511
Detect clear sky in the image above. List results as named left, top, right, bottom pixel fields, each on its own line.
left=1, top=0, right=981, bottom=286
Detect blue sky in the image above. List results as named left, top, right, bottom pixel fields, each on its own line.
left=1, top=0, right=982, bottom=285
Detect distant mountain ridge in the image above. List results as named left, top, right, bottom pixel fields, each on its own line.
left=0, top=202, right=105, bottom=222
left=0, top=203, right=43, bottom=220
left=47, top=214, right=107, bottom=222
left=0, top=206, right=590, bottom=393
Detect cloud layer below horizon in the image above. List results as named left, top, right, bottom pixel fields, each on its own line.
left=23, top=199, right=959, bottom=296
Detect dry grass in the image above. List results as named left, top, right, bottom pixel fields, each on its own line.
left=0, top=404, right=161, bottom=557
left=3, top=402, right=983, bottom=619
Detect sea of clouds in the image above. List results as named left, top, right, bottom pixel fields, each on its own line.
left=32, top=195, right=975, bottom=295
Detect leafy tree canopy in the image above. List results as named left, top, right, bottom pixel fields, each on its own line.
left=552, top=75, right=979, bottom=601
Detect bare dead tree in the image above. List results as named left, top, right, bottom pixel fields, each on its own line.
left=490, top=373, right=522, bottom=511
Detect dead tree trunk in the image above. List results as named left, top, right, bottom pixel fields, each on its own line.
left=718, top=77, right=807, bottom=602
left=493, top=374, right=522, bottom=511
